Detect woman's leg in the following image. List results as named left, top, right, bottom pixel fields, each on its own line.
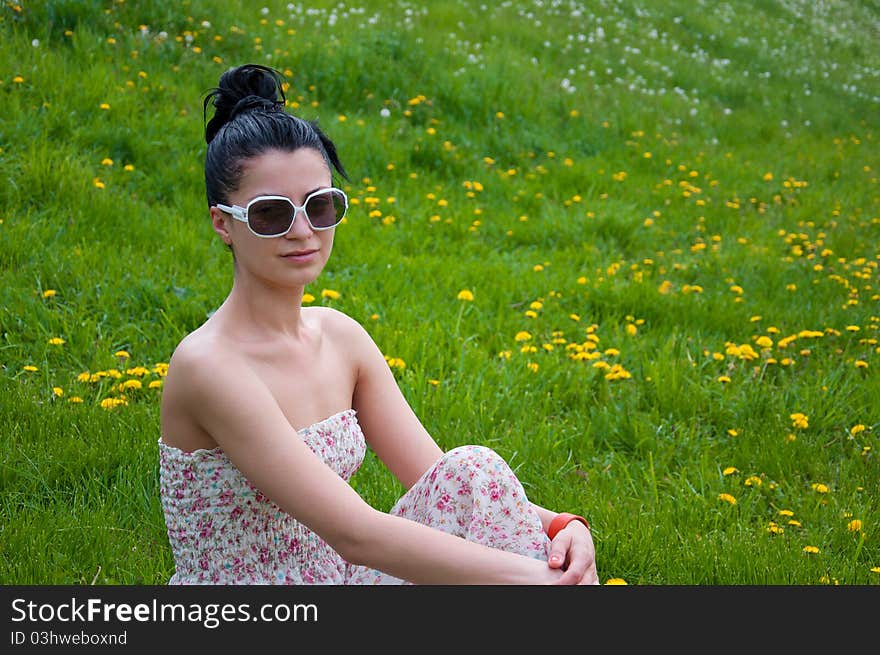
left=345, top=445, right=550, bottom=584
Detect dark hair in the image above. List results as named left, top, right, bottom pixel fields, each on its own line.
left=202, top=64, right=348, bottom=211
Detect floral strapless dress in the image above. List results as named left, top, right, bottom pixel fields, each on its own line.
left=159, top=409, right=549, bottom=584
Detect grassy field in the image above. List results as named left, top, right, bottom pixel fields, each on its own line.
left=1, top=0, right=878, bottom=585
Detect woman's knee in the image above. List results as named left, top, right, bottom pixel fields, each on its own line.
left=440, top=444, right=505, bottom=469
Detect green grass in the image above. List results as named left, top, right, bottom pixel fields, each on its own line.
left=1, top=0, right=878, bottom=585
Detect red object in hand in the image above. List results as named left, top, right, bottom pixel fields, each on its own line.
left=546, top=512, right=590, bottom=540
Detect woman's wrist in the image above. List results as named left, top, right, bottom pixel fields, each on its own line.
left=546, top=512, right=590, bottom=540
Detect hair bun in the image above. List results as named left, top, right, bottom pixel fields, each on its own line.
left=203, top=64, right=287, bottom=144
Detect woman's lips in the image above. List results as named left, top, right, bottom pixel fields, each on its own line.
left=281, top=249, right=318, bottom=262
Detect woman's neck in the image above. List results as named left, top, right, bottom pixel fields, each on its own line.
left=212, top=276, right=307, bottom=341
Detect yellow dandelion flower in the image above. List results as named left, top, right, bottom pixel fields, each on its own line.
left=788, top=520, right=802, bottom=527
left=811, top=483, right=829, bottom=494
left=124, top=164, right=135, bottom=172
left=790, top=412, right=809, bottom=429
left=52, top=387, right=64, bottom=397
left=67, top=396, right=83, bottom=403
left=385, top=357, right=405, bottom=370
left=302, top=293, right=315, bottom=303
left=42, top=289, right=57, bottom=298
left=427, top=379, right=440, bottom=386
left=718, top=493, right=737, bottom=505
left=148, top=380, right=163, bottom=389
left=527, top=362, right=539, bottom=373
left=745, top=476, right=762, bottom=487
left=722, top=467, right=738, bottom=476
left=850, top=424, right=866, bottom=436
left=605, top=365, right=632, bottom=380
left=48, top=337, right=65, bottom=345
left=847, top=519, right=862, bottom=532
left=457, top=289, right=474, bottom=301
left=515, top=331, right=532, bottom=342
left=101, top=158, right=114, bottom=166
left=120, top=379, right=142, bottom=391
left=100, top=397, right=127, bottom=410
left=99, top=103, right=110, bottom=110
left=768, top=523, right=784, bottom=535
left=626, top=324, right=638, bottom=336
left=871, top=567, right=880, bottom=574
left=23, top=365, right=38, bottom=372
left=802, top=545, right=820, bottom=554
left=727, top=429, right=739, bottom=437
left=717, top=375, right=732, bottom=383
left=114, top=350, right=130, bottom=359
left=321, top=289, right=340, bottom=300
left=855, top=360, right=868, bottom=369
left=779, top=509, right=795, bottom=517
left=604, top=578, right=628, bottom=585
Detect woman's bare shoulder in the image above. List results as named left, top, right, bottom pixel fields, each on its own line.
left=160, top=326, right=258, bottom=449
left=167, top=325, right=237, bottom=375
left=164, top=326, right=249, bottom=399
left=306, top=306, right=369, bottom=341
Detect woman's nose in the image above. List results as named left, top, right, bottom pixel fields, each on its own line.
left=283, top=206, right=314, bottom=237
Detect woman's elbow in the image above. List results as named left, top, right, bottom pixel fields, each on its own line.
left=328, top=507, right=386, bottom=565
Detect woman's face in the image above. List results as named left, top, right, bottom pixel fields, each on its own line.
left=211, top=148, right=337, bottom=289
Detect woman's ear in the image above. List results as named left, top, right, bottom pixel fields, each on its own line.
left=209, top=206, right=233, bottom=245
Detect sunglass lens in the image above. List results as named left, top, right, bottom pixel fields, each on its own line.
left=248, top=199, right=294, bottom=236
left=306, top=190, right=346, bottom=228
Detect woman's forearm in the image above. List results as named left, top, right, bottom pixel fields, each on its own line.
left=340, top=507, right=559, bottom=585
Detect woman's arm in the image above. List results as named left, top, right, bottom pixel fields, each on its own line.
left=332, top=311, right=598, bottom=583
left=166, top=337, right=563, bottom=585
left=329, top=310, right=445, bottom=490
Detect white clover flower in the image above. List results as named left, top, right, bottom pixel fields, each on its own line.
left=31, top=39, right=40, bottom=47
left=380, top=107, right=391, bottom=118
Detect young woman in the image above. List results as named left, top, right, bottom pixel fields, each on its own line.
left=158, top=64, right=598, bottom=585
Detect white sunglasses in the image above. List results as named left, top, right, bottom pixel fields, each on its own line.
left=215, top=187, right=348, bottom=237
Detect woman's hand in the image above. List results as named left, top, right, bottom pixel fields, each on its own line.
left=547, top=520, right=599, bottom=585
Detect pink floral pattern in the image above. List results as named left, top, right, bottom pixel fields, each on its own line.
left=159, top=409, right=550, bottom=584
